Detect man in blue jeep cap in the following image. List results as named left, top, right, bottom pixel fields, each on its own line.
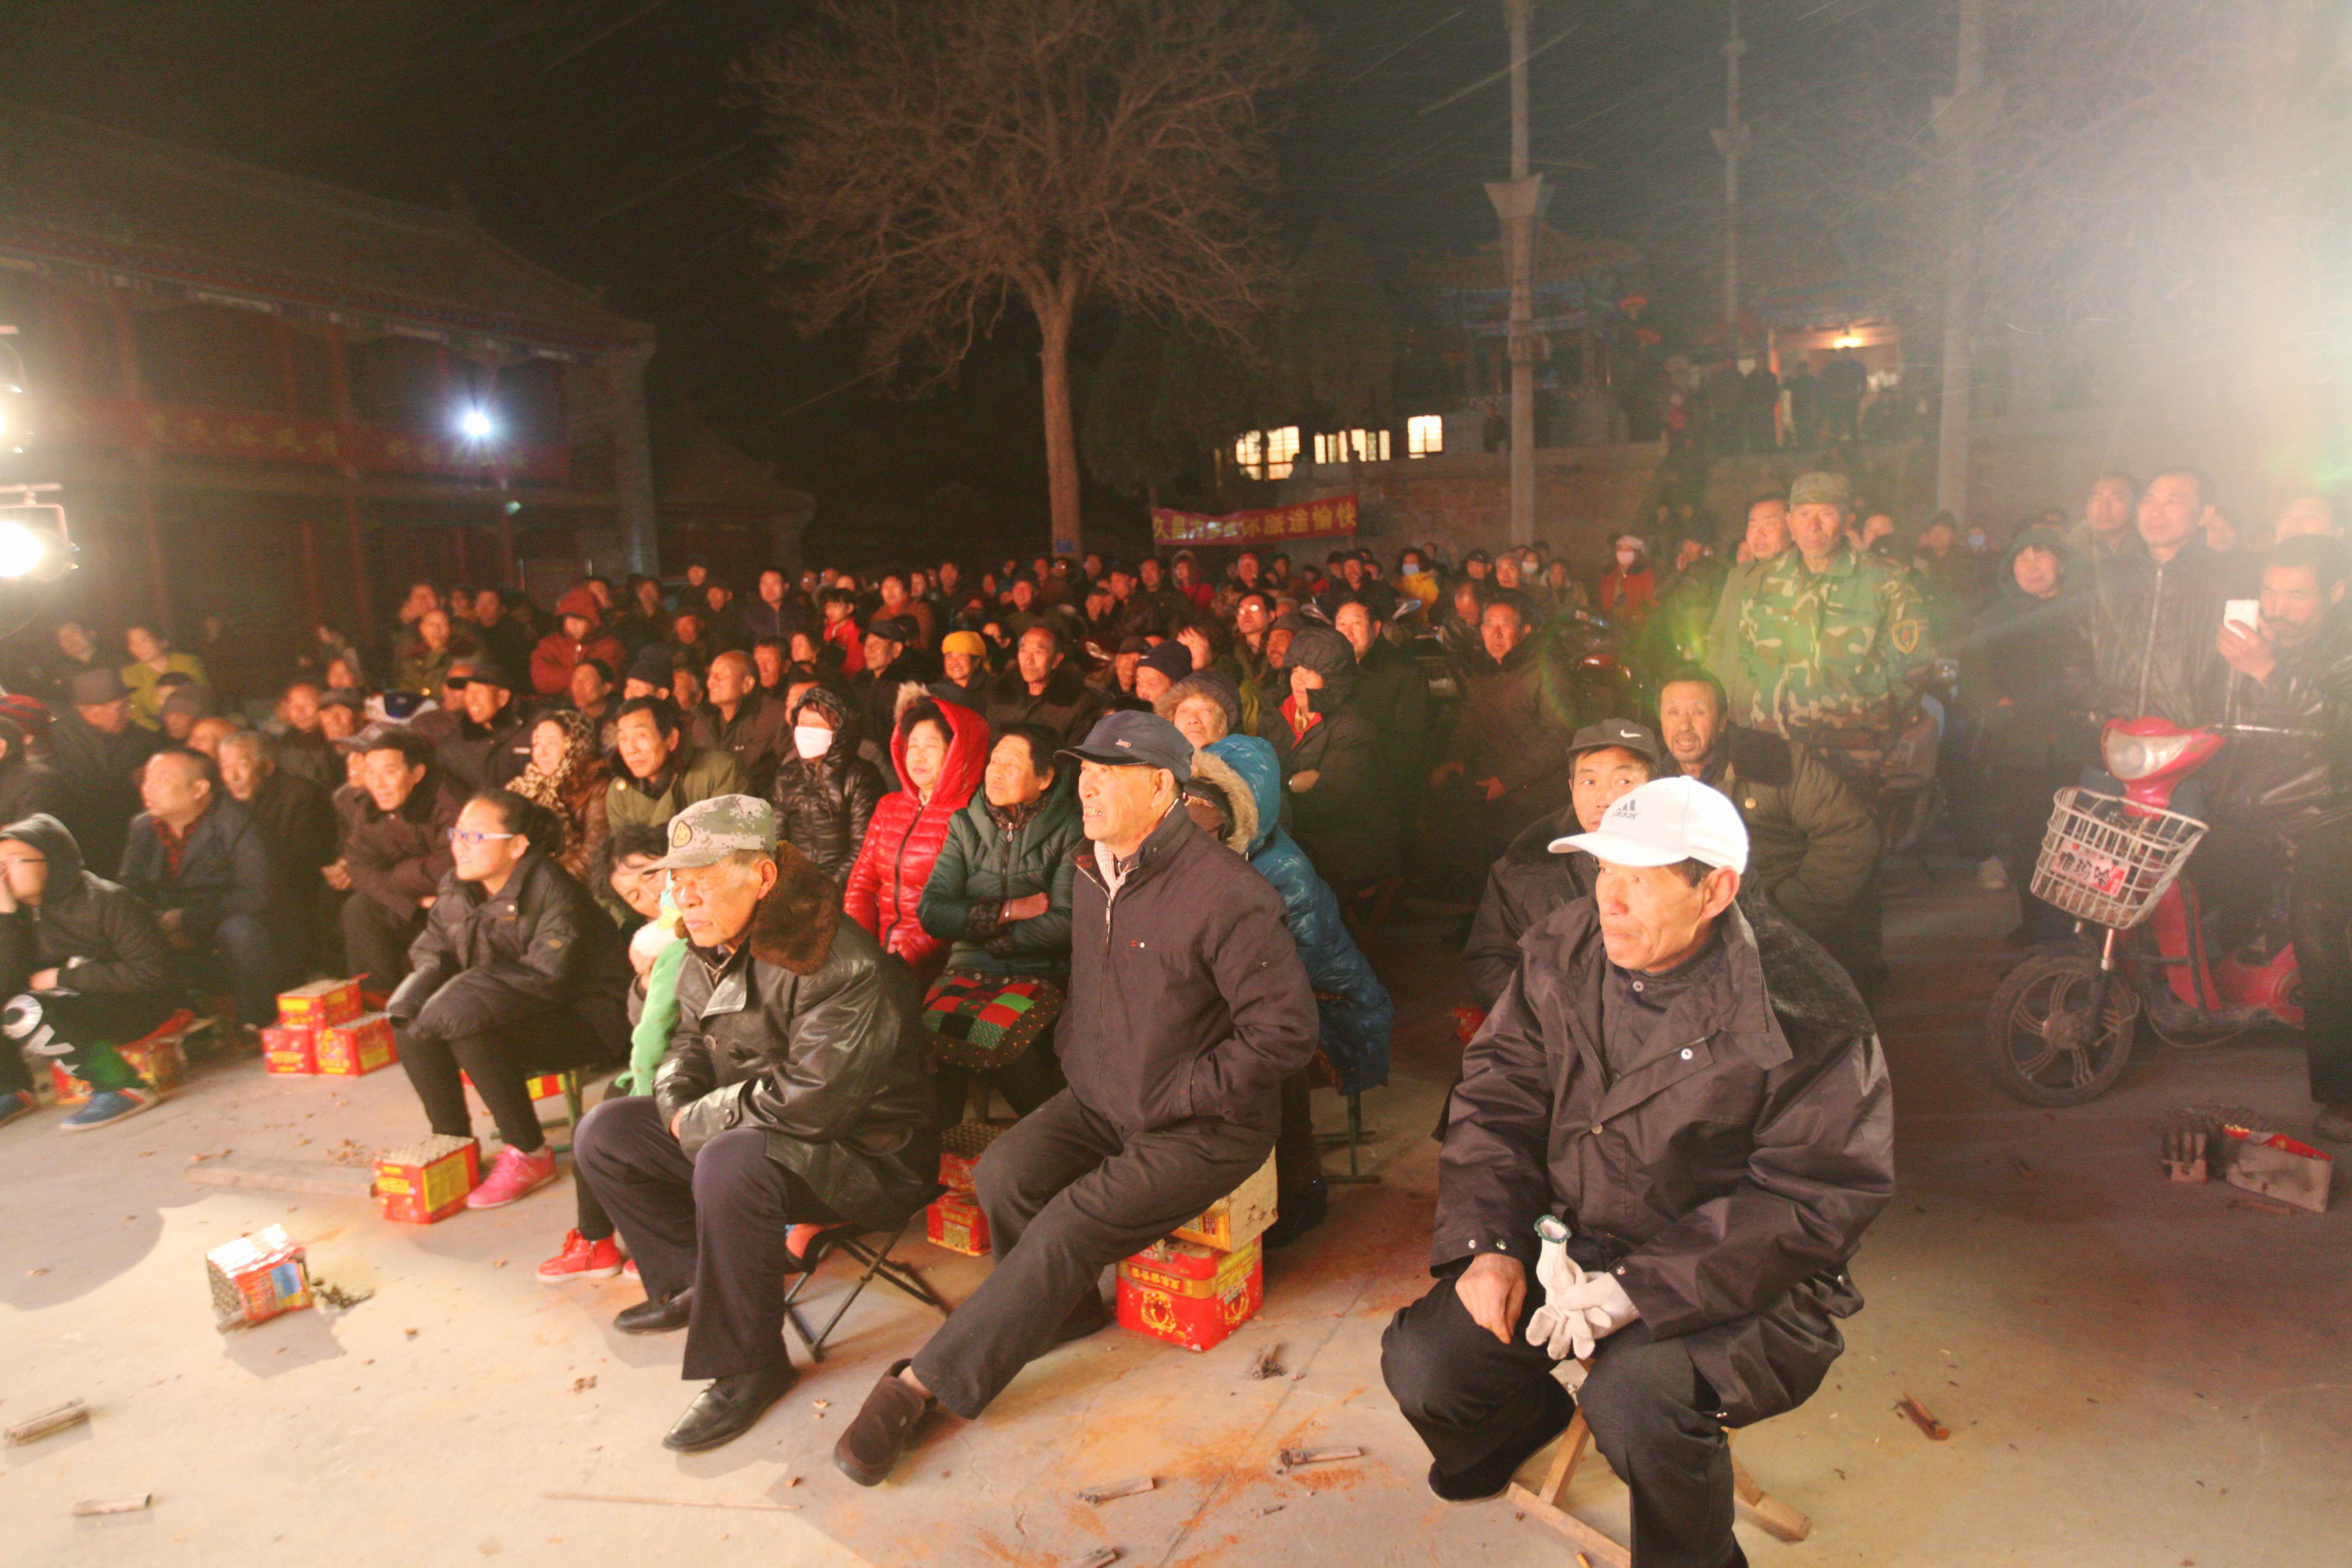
left=833, top=711, right=1319, bottom=1485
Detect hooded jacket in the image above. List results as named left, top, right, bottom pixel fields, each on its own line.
left=657, top=843, right=939, bottom=1230
left=917, top=776, right=1083, bottom=978
left=1199, top=738, right=1391, bottom=1095
left=385, top=848, right=632, bottom=1065
left=1440, top=898, right=1893, bottom=1426
left=1965, top=527, right=2093, bottom=770
left=1058, top=790, right=1319, bottom=1133
left=529, top=588, right=628, bottom=697
left=767, top=685, right=887, bottom=884
left=0, top=813, right=173, bottom=997
left=842, top=689, right=989, bottom=982
left=337, top=766, right=468, bottom=919
left=1263, top=625, right=1400, bottom=887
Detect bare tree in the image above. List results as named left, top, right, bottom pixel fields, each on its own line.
left=743, top=0, right=1313, bottom=550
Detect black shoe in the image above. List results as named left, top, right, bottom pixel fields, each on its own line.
left=614, top=1289, right=693, bottom=1335
left=1052, top=1293, right=1113, bottom=1346
left=834, top=1359, right=934, bottom=1487
left=1426, top=1376, right=1575, bottom=1503
left=662, top=1362, right=798, bottom=1452
left=1262, top=1179, right=1329, bottom=1250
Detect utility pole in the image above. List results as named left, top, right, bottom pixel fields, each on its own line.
left=1933, top=0, right=1993, bottom=523
left=1710, top=0, right=1748, bottom=349
left=1486, top=0, right=1547, bottom=547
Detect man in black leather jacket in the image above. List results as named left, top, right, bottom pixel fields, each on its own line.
left=573, top=795, right=935, bottom=1454
left=2215, top=536, right=2352, bottom=1141
left=2077, top=467, right=2255, bottom=727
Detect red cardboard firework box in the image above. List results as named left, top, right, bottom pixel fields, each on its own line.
left=374, top=1134, right=481, bottom=1223
left=50, top=1024, right=191, bottom=1106
left=206, top=1224, right=313, bottom=1331
left=926, top=1191, right=992, bottom=1256
left=316, top=1012, right=398, bottom=1076
left=261, top=1024, right=317, bottom=1075
left=1117, top=1237, right=1264, bottom=1352
left=276, top=977, right=363, bottom=1030
left=1170, top=1152, right=1279, bottom=1251
left=937, top=1118, right=1011, bottom=1194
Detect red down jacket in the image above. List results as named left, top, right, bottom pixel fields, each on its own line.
left=530, top=587, right=627, bottom=697
left=843, top=691, right=989, bottom=983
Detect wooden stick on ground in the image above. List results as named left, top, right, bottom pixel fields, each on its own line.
left=8, top=1400, right=90, bottom=1446
left=1896, top=1393, right=1951, bottom=1441
left=542, top=1491, right=800, bottom=1512
left=71, top=1496, right=152, bottom=1516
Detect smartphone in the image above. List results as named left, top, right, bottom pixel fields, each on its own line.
left=2223, top=599, right=2259, bottom=634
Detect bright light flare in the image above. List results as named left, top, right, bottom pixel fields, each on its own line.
left=457, top=407, right=495, bottom=441
left=0, top=519, right=48, bottom=580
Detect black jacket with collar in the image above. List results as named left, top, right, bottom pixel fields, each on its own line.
left=2221, top=612, right=2352, bottom=837
left=118, top=798, right=273, bottom=941
left=2078, top=537, right=2254, bottom=725
left=1059, top=805, right=1319, bottom=1136
left=655, top=844, right=937, bottom=1230
left=385, top=848, right=631, bottom=1062
left=1438, top=898, right=1894, bottom=1426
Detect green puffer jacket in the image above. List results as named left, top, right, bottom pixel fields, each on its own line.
left=915, top=785, right=1083, bottom=976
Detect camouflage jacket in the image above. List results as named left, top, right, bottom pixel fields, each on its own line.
left=1736, top=545, right=1932, bottom=765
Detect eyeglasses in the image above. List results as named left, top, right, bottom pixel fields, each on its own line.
left=447, top=829, right=518, bottom=848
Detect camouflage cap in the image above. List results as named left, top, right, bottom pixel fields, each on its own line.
left=651, top=794, right=778, bottom=870
left=1788, top=471, right=1854, bottom=511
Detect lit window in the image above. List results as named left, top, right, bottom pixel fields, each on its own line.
left=1313, top=429, right=1391, bottom=464
left=1407, top=415, right=1443, bottom=458
left=1233, top=426, right=1301, bottom=480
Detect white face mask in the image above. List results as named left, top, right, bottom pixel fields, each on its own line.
left=793, top=724, right=833, bottom=761
left=1615, top=549, right=1639, bottom=567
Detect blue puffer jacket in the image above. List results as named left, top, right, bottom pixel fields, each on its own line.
left=1201, top=735, right=1393, bottom=1095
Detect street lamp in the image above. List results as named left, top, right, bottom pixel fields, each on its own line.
left=456, top=406, right=495, bottom=442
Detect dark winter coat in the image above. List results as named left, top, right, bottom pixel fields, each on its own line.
left=241, top=769, right=340, bottom=917
left=1695, top=727, right=1881, bottom=942
left=983, top=659, right=1105, bottom=745
left=656, top=844, right=939, bottom=1231
left=0, top=753, right=67, bottom=826
left=1264, top=694, right=1400, bottom=889
left=767, top=686, right=886, bottom=885
left=1968, top=533, right=2094, bottom=770
left=915, top=784, right=1083, bottom=977
left=2222, top=613, right=2352, bottom=838
left=1349, top=634, right=1435, bottom=807
left=337, top=767, right=467, bottom=920
left=692, top=687, right=792, bottom=796
left=1462, top=804, right=1598, bottom=1011
left=1059, top=797, right=1319, bottom=1135
left=436, top=710, right=532, bottom=791
left=43, top=708, right=154, bottom=877
left=385, top=848, right=630, bottom=1065
left=1201, top=738, right=1392, bottom=1096
left=1439, top=898, right=1894, bottom=1427
left=843, top=693, right=989, bottom=983
left=117, top=799, right=273, bottom=941
left=2077, top=537, right=2252, bottom=726
left=1444, top=637, right=1578, bottom=818
left=0, top=813, right=173, bottom=998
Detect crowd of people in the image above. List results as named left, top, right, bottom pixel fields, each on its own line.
left=0, top=459, right=2343, bottom=1565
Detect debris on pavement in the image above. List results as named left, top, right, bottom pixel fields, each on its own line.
left=1248, top=1344, right=1286, bottom=1380
left=8, top=1399, right=90, bottom=1445
left=1075, top=1477, right=1155, bottom=1504
left=571, top=1376, right=598, bottom=1393
left=1275, top=1445, right=1363, bottom=1473
left=312, top=1279, right=374, bottom=1311
left=71, top=1495, right=152, bottom=1516
left=1068, top=1550, right=1121, bottom=1568
left=1896, top=1393, right=1950, bottom=1440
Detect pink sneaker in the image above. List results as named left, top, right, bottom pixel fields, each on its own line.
left=536, top=1228, right=624, bottom=1282
left=466, top=1144, right=558, bottom=1209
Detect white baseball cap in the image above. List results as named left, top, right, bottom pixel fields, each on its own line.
left=1551, top=776, right=1748, bottom=873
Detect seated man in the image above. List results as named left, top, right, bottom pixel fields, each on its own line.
left=0, top=713, right=66, bottom=824
left=602, top=696, right=749, bottom=849
left=117, top=748, right=278, bottom=1031
left=217, top=729, right=340, bottom=974
left=330, top=728, right=466, bottom=993
left=574, top=797, right=936, bottom=1453
left=434, top=661, right=532, bottom=790
left=1463, top=717, right=1663, bottom=1011
left=1384, top=778, right=1893, bottom=1568
left=833, top=713, right=1316, bottom=1486
left=1427, top=600, right=1577, bottom=894
left=387, top=789, right=631, bottom=1210
left=0, top=814, right=178, bottom=1131
left=1656, top=668, right=1883, bottom=989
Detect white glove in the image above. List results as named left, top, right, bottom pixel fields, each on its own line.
left=1547, top=1272, right=1641, bottom=1362
left=1523, top=1218, right=1590, bottom=1362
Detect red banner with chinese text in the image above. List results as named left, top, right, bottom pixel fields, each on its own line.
left=44, top=400, right=572, bottom=484
left=1151, top=494, right=1357, bottom=548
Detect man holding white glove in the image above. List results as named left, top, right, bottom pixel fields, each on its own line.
left=1383, top=779, right=1894, bottom=1568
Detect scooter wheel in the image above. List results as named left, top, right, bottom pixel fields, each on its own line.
left=1981, top=952, right=2141, bottom=1107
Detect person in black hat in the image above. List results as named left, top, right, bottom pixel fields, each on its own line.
left=434, top=661, right=531, bottom=790
left=1462, top=716, right=1665, bottom=1011
left=1130, top=639, right=1193, bottom=708
left=46, top=667, right=157, bottom=879
left=833, top=711, right=1318, bottom=1488
left=851, top=614, right=934, bottom=748
left=1265, top=624, right=1400, bottom=895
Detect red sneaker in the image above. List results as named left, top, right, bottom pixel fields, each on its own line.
left=466, top=1144, right=558, bottom=1209
left=536, top=1229, right=624, bottom=1283
left=623, top=1257, right=639, bottom=1280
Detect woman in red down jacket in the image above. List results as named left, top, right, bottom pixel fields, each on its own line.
left=843, top=689, right=989, bottom=985
left=529, top=586, right=627, bottom=697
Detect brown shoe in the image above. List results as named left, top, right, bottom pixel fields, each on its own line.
left=833, top=1359, right=933, bottom=1487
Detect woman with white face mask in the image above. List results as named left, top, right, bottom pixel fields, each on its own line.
left=765, top=683, right=887, bottom=882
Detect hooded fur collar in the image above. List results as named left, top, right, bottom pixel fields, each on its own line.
left=746, top=842, right=842, bottom=975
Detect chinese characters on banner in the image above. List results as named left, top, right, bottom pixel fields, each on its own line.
left=1150, top=494, right=1358, bottom=547
left=42, top=399, right=572, bottom=483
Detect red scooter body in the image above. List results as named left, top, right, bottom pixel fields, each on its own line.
left=2102, top=717, right=2303, bottom=1026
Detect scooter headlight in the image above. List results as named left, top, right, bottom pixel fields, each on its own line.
left=2103, top=728, right=2195, bottom=781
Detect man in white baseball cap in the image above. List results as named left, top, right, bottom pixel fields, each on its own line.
left=1386, top=776, right=1892, bottom=1566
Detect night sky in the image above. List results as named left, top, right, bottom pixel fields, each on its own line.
left=0, top=0, right=1942, bottom=555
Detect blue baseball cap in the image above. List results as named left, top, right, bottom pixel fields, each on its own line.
left=1058, top=711, right=1192, bottom=784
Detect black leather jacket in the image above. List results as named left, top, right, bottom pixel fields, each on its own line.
left=655, top=846, right=937, bottom=1231
left=2078, top=539, right=2254, bottom=725
left=2222, top=614, right=2352, bottom=838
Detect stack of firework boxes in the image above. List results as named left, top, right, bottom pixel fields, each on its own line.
left=261, top=978, right=397, bottom=1077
